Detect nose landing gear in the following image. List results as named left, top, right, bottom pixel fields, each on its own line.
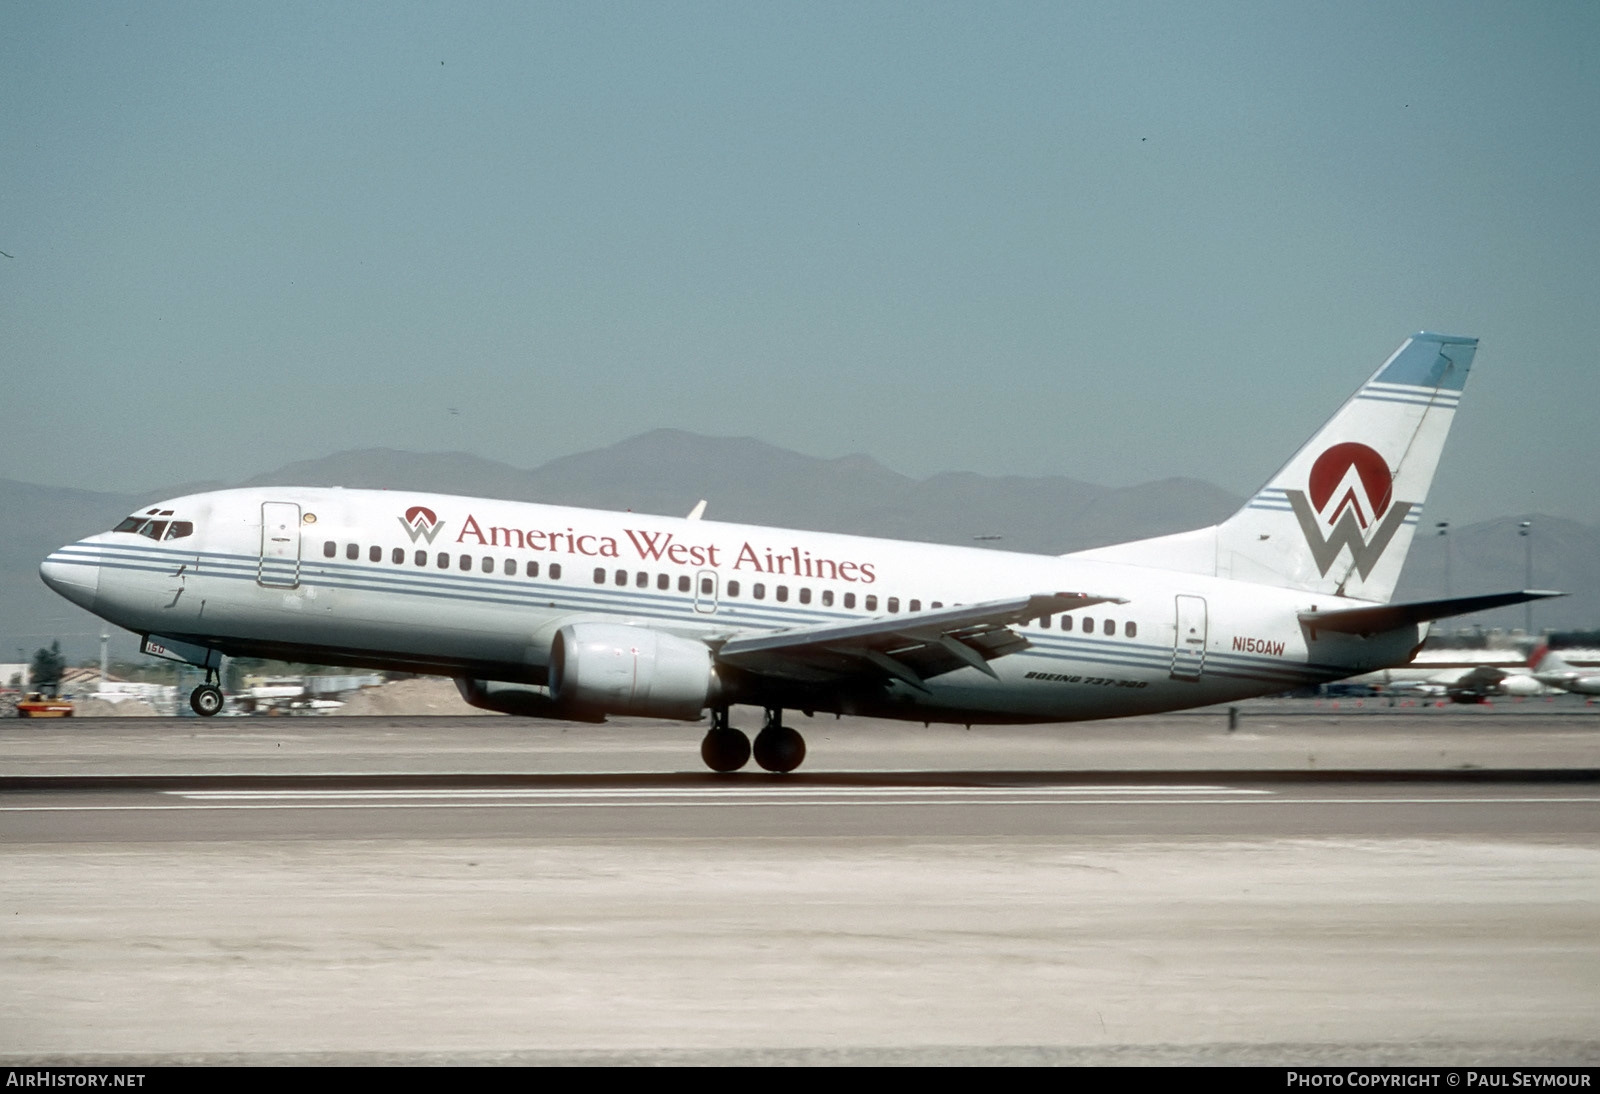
left=699, top=707, right=808, bottom=773
left=189, top=668, right=225, bottom=717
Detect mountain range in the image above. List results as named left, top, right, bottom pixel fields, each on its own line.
left=5, top=429, right=1593, bottom=663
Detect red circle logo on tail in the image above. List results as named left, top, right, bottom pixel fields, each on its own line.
left=1307, top=442, right=1392, bottom=525
left=404, top=506, right=438, bottom=528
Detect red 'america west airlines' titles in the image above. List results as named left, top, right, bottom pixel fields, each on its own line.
left=40, top=333, right=1557, bottom=771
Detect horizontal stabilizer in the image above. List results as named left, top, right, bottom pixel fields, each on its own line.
left=1298, top=590, right=1565, bottom=636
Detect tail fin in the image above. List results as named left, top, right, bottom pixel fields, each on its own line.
left=1529, top=642, right=1549, bottom=670
left=1076, top=332, right=1476, bottom=602
left=1529, top=643, right=1572, bottom=673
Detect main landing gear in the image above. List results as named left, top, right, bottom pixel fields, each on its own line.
left=189, top=668, right=225, bottom=717
left=700, top=709, right=750, bottom=772
left=700, top=707, right=807, bottom=774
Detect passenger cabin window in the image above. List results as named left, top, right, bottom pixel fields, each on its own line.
left=437, top=552, right=450, bottom=569
left=799, top=588, right=812, bottom=604
left=482, top=556, right=494, bottom=573
left=526, top=561, right=540, bottom=578
left=347, top=543, right=359, bottom=561
left=459, top=554, right=472, bottom=571
left=549, top=564, right=562, bottom=580
left=1061, top=616, right=1073, bottom=631
left=324, top=541, right=337, bottom=558
left=865, top=595, right=878, bottom=611
left=821, top=590, right=834, bottom=607
left=887, top=597, right=899, bottom=613
left=1125, top=621, right=1137, bottom=638
left=776, top=586, right=788, bottom=602
left=415, top=550, right=427, bottom=566
left=1104, top=618, right=1116, bottom=636
left=753, top=584, right=766, bottom=600
left=910, top=599, right=921, bottom=612
left=844, top=592, right=856, bottom=609
left=370, top=546, right=382, bottom=563
left=657, top=574, right=670, bottom=590
left=594, top=567, right=606, bottom=584
left=727, top=580, right=740, bottom=597
left=503, top=559, right=516, bottom=576
left=679, top=575, right=691, bottom=593
left=392, top=548, right=405, bottom=564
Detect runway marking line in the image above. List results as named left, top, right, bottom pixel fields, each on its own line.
left=2, top=788, right=1596, bottom=812
left=169, top=785, right=1271, bottom=801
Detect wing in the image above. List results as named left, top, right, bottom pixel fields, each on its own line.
left=715, top=591, right=1125, bottom=693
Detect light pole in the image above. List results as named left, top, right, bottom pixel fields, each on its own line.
left=1436, top=521, right=1451, bottom=599
left=1518, top=520, right=1534, bottom=634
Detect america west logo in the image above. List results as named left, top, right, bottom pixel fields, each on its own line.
left=398, top=505, right=446, bottom=545
left=1286, top=442, right=1412, bottom=579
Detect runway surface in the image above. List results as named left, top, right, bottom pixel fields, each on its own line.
left=2, top=703, right=1597, bottom=1065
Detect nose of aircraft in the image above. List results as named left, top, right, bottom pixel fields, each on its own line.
left=39, top=547, right=101, bottom=611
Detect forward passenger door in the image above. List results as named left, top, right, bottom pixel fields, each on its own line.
left=258, top=502, right=302, bottom=589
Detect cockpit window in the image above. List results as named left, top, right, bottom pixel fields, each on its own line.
left=112, top=515, right=195, bottom=541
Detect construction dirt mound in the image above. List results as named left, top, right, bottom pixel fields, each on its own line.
left=336, top=677, right=490, bottom=716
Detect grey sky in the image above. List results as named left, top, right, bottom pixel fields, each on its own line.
left=4, top=2, right=1597, bottom=525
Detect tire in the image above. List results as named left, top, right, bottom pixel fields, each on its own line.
left=700, top=727, right=751, bottom=772
left=752, top=724, right=806, bottom=773
left=190, top=685, right=224, bottom=717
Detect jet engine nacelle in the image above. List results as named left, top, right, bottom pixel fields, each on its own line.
left=549, top=624, right=720, bottom=720
left=1497, top=673, right=1544, bottom=697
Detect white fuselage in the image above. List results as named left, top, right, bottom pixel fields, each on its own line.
left=41, top=486, right=1421, bottom=724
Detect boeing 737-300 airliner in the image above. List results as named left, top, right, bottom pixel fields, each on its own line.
left=40, top=333, right=1557, bottom=771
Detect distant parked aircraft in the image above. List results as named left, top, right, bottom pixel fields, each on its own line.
left=1527, top=644, right=1600, bottom=696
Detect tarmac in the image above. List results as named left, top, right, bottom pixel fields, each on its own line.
left=2, top=699, right=1596, bottom=1066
